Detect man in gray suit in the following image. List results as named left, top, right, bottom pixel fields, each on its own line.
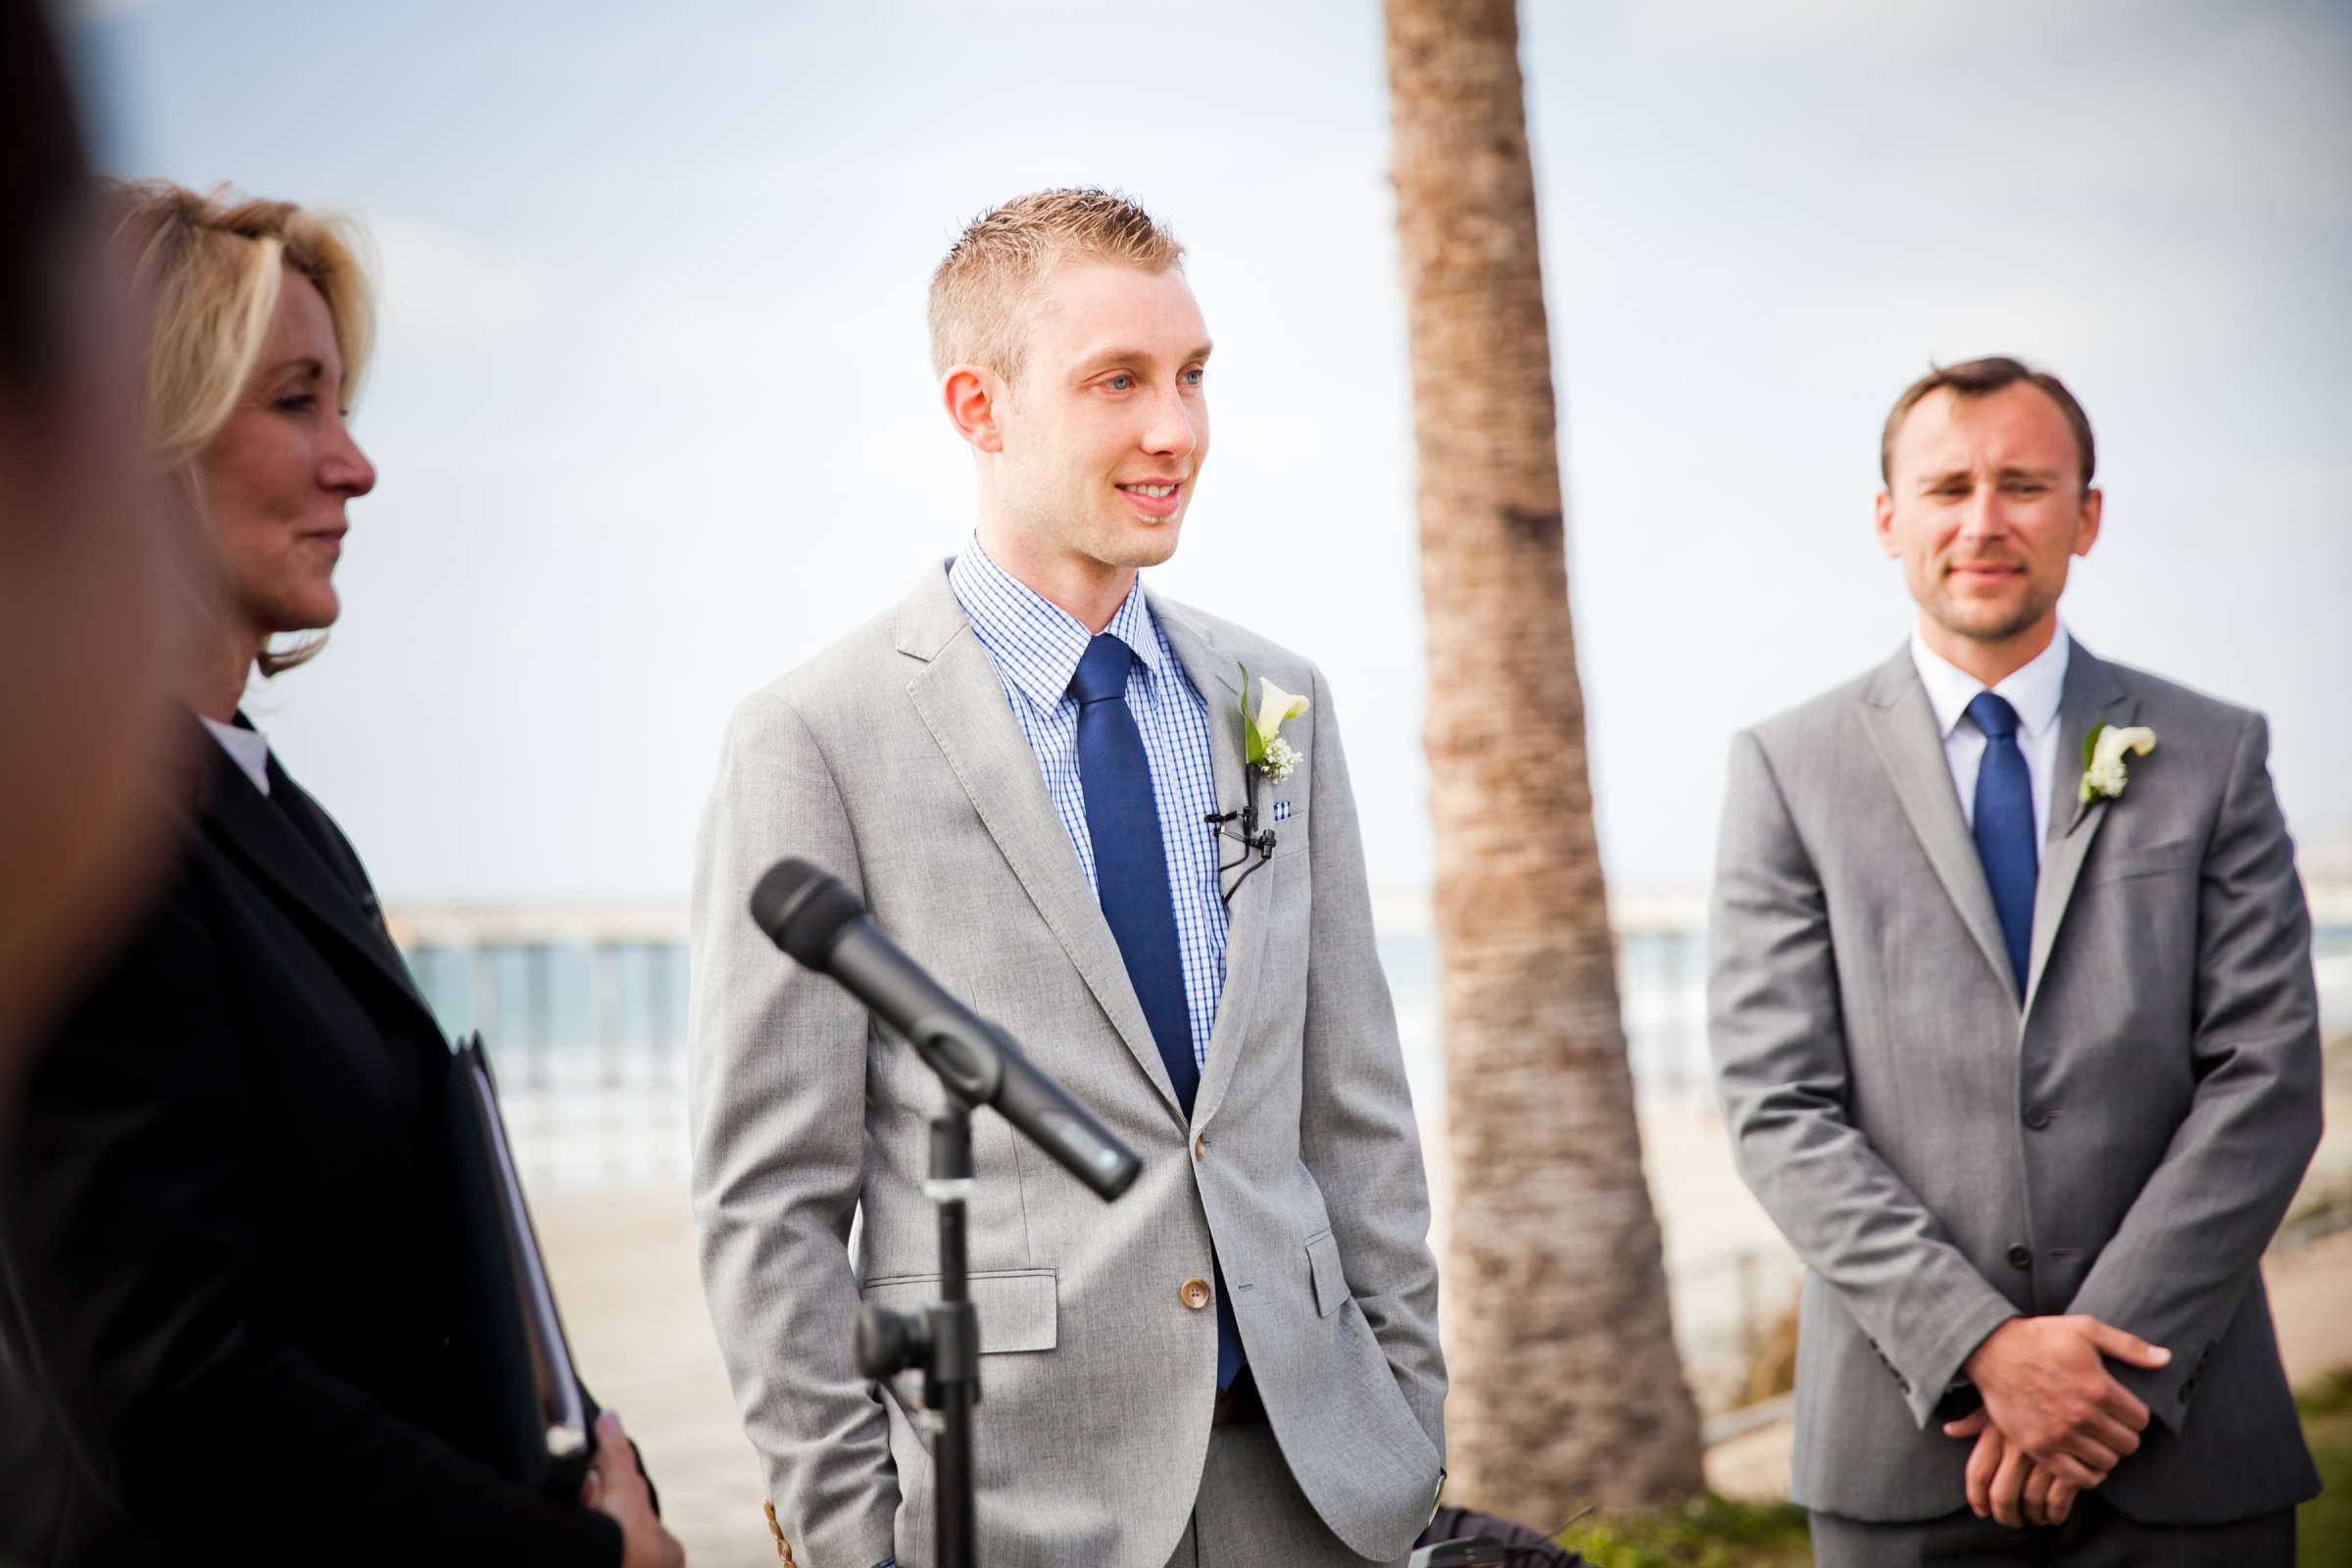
left=1708, top=357, right=2322, bottom=1564
left=689, top=189, right=1445, bottom=1568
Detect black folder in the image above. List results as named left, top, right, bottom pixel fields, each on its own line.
left=443, top=1032, right=599, bottom=1500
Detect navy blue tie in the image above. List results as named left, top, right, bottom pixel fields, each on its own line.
left=1968, top=692, right=2038, bottom=996
left=1069, top=633, right=1242, bottom=1389
left=1071, top=635, right=1197, bottom=1111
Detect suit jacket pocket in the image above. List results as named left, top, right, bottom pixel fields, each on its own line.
left=858, top=1268, right=1057, bottom=1353
left=1305, top=1229, right=1348, bottom=1318
left=1267, top=797, right=1308, bottom=858
left=2083, top=835, right=2201, bottom=888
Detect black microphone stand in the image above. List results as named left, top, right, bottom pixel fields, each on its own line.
left=855, top=1015, right=1135, bottom=1568
left=856, top=1107, right=981, bottom=1568
left=750, top=861, right=1142, bottom=1568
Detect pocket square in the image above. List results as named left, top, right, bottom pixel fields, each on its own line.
left=1272, top=799, right=1293, bottom=822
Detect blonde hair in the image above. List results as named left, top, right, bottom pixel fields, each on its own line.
left=927, top=187, right=1184, bottom=384
left=106, top=179, right=375, bottom=677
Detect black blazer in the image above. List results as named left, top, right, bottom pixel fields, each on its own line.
left=0, top=717, right=624, bottom=1566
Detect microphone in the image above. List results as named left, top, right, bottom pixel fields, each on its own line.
left=750, top=858, right=1141, bottom=1201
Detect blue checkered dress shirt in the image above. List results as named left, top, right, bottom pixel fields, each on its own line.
left=946, top=540, right=1230, bottom=1075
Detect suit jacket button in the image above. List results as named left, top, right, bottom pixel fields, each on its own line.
left=1193, top=1135, right=1207, bottom=1160
left=1180, top=1278, right=1212, bottom=1310
left=2006, top=1244, right=2033, bottom=1269
left=2023, top=1104, right=2051, bottom=1129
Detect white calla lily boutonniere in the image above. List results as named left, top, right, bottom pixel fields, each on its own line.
left=1241, top=665, right=1309, bottom=782
left=2080, top=721, right=2157, bottom=804
left=1205, top=664, right=1309, bottom=908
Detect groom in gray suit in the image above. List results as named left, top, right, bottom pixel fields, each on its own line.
left=1708, top=357, right=2321, bottom=1564
left=689, top=189, right=1445, bottom=1568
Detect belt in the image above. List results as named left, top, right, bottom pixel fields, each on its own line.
left=1209, top=1367, right=1261, bottom=1428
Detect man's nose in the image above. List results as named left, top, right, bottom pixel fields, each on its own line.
left=1141, top=387, right=1198, bottom=459
left=1956, top=481, right=2006, bottom=539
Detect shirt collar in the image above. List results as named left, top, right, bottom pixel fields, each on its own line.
left=947, top=535, right=1164, bottom=710
left=199, top=710, right=272, bottom=797
left=1910, top=623, right=2071, bottom=742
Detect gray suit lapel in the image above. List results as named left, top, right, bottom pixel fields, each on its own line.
left=2025, top=644, right=2134, bottom=1013
left=1150, top=595, right=1267, bottom=1130
left=1857, top=646, right=2019, bottom=1006
left=896, top=566, right=1185, bottom=1121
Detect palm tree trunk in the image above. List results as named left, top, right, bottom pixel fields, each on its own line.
left=1382, top=0, right=1706, bottom=1521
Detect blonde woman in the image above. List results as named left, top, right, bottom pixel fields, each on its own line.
left=0, top=182, right=682, bottom=1568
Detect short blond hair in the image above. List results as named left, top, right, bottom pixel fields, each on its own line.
left=105, top=179, right=375, bottom=676
left=927, top=187, right=1184, bottom=384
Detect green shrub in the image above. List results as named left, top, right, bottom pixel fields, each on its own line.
left=1559, top=1493, right=1812, bottom=1568
left=2301, top=1373, right=2352, bottom=1568
left=2295, top=1366, right=2352, bottom=1419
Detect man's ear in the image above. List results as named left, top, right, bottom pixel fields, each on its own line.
left=942, top=365, right=1004, bottom=454
left=1874, top=490, right=1900, bottom=559
left=2073, top=486, right=2103, bottom=558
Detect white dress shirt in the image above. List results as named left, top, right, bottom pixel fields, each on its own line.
left=199, top=713, right=271, bottom=798
left=1909, top=625, right=2070, bottom=850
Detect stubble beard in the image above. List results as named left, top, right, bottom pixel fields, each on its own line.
left=1929, top=576, right=2058, bottom=647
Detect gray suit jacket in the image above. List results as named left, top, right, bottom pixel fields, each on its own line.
left=688, top=564, right=1445, bottom=1568
left=1707, top=641, right=2322, bottom=1525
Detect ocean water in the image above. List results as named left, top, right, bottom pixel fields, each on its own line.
left=407, top=923, right=2352, bottom=1197
left=405, top=927, right=1716, bottom=1181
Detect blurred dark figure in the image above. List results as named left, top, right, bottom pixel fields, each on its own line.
left=0, top=179, right=681, bottom=1567
left=0, top=0, right=184, bottom=1101
left=1416, top=1507, right=1584, bottom=1565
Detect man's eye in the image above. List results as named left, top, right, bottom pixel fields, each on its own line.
left=2007, top=483, right=2048, bottom=496
left=1105, top=374, right=1134, bottom=392
left=275, top=393, right=318, bottom=413
left=1182, top=367, right=1205, bottom=386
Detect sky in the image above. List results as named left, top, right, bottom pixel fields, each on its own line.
left=70, top=0, right=2352, bottom=905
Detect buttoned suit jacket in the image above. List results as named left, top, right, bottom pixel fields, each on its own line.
left=688, top=564, right=1446, bottom=1568
left=1706, top=641, right=2322, bottom=1525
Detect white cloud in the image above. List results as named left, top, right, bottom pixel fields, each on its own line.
left=1618, top=0, right=2148, bottom=62
left=370, top=218, right=564, bottom=351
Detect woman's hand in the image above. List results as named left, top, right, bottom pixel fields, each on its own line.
left=580, top=1411, right=685, bottom=1568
